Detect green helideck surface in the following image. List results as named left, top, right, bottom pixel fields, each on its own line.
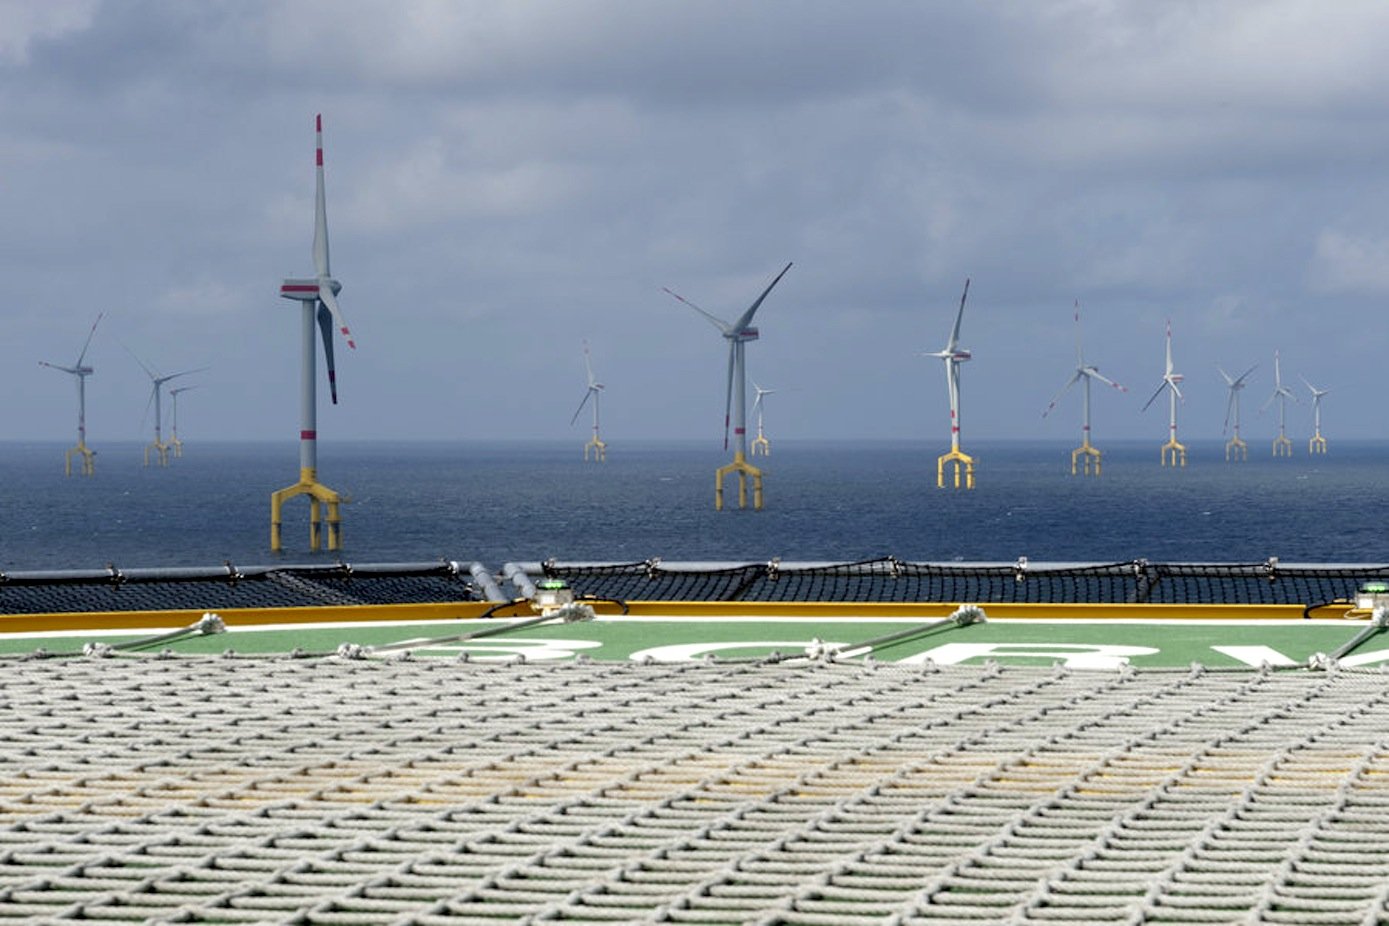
left=2, top=615, right=1382, bottom=668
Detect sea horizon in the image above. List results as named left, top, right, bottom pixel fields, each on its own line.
left=1, top=438, right=1385, bottom=573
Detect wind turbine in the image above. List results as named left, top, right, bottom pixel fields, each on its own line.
left=749, top=381, right=775, bottom=457
left=1141, top=320, right=1186, bottom=466
left=127, top=349, right=203, bottom=467
left=271, top=114, right=357, bottom=552
left=570, top=340, right=606, bottom=462
left=168, top=385, right=198, bottom=458
left=664, top=262, right=791, bottom=510
left=1302, top=375, right=1329, bottom=454
left=1042, top=302, right=1127, bottom=476
left=927, top=279, right=974, bottom=489
left=39, top=313, right=103, bottom=476
left=1261, top=350, right=1297, bottom=458
left=1217, top=364, right=1257, bottom=462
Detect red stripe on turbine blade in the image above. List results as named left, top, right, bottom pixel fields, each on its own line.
left=282, top=284, right=319, bottom=293
left=300, top=430, right=317, bottom=440
left=317, top=147, right=323, bottom=167
left=734, top=428, right=745, bottom=435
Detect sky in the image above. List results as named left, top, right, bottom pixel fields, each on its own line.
left=4, top=0, right=1389, bottom=450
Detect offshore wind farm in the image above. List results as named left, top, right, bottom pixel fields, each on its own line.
left=11, top=9, right=1389, bottom=926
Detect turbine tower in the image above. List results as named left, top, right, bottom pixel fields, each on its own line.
left=39, top=312, right=103, bottom=477
left=749, top=381, right=775, bottom=457
left=1042, top=302, right=1126, bottom=476
left=271, top=114, right=357, bottom=552
left=928, top=279, right=974, bottom=489
left=1303, top=375, right=1329, bottom=454
left=570, top=340, right=606, bottom=462
left=1217, top=364, right=1256, bottom=462
left=168, top=385, right=198, bottom=458
left=664, top=262, right=791, bottom=510
left=1141, top=320, right=1186, bottom=466
left=128, top=350, right=203, bottom=468
left=1261, top=350, right=1297, bottom=458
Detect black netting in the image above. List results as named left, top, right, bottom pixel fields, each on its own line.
left=539, top=558, right=1389, bottom=608
left=0, top=558, right=1384, bottom=615
left=0, top=564, right=485, bottom=614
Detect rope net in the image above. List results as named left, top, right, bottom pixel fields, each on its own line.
left=543, top=557, right=1389, bottom=606
left=2, top=657, right=1389, bottom=924
left=0, top=558, right=1384, bottom=613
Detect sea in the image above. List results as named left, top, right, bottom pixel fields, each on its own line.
left=0, top=439, right=1385, bottom=573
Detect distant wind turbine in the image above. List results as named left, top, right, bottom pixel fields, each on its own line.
left=1140, top=320, right=1186, bottom=467
left=1217, top=364, right=1257, bottom=462
left=1042, top=302, right=1127, bottom=476
left=126, top=347, right=204, bottom=468
left=271, top=114, right=358, bottom=552
left=1302, top=375, right=1329, bottom=454
left=749, top=381, right=775, bottom=457
left=927, top=279, right=974, bottom=488
left=39, top=312, right=103, bottom=476
left=1260, top=350, right=1297, bottom=458
left=570, top=340, right=606, bottom=462
left=665, top=262, right=792, bottom=510
left=168, top=384, right=198, bottom=459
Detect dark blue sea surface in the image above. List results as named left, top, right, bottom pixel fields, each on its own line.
left=0, top=439, right=1385, bottom=571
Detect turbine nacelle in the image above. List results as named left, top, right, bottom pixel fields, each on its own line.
left=280, top=277, right=342, bottom=302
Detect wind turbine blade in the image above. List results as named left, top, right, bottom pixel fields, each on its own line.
left=121, top=341, right=158, bottom=380
left=1041, top=373, right=1080, bottom=418
left=317, top=285, right=356, bottom=349
left=75, top=312, right=104, bottom=366
left=164, top=366, right=209, bottom=383
left=316, top=303, right=339, bottom=404
left=732, top=261, right=792, bottom=332
left=1217, top=365, right=1235, bottom=387
left=582, top=341, right=596, bottom=387
left=312, top=114, right=330, bottom=279
left=140, top=384, right=156, bottom=431
left=1087, top=369, right=1126, bottom=391
left=945, top=278, right=970, bottom=351
left=1140, top=381, right=1167, bottom=412
left=570, top=388, right=594, bottom=426
left=663, top=287, right=731, bottom=334
left=1236, top=364, right=1257, bottom=385
left=39, top=361, right=79, bottom=374
left=1072, top=300, right=1083, bottom=366
left=723, top=344, right=735, bottom=451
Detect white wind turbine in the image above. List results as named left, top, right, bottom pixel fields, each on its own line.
left=1261, top=350, right=1297, bottom=458
left=1042, top=302, right=1127, bottom=475
left=168, top=384, right=198, bottom=459
left=927, top=279, right=974, bottom=488
left=1217, top=364, right=1257, bottom=462
left=570, top=340, right=606, bottom=462
left=750, top=381, right=775, bottom=457
left=1302, top=375, right=1329, bottom=454
left=127, top=348, right=204, bottom=468
left=664, top=262, right=792, bottom=510
left=271, top=114, right=358, bottom=552
left=39, top=312, right=103, bottom=476
left=1140, top=320, right=1186, bottom=466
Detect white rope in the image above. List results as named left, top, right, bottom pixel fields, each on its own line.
left=4, top=659, right=1389, bottom=924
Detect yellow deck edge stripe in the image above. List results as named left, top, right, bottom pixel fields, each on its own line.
left=0, top=598, right=1356, bottom=635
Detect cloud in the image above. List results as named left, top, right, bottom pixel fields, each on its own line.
left=1309, top=230, right=1389, bottom=294
left=0, top=0, right=97, bottom=66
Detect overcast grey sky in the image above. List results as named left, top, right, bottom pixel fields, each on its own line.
left=5, top=0, right=1389, bottom=450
